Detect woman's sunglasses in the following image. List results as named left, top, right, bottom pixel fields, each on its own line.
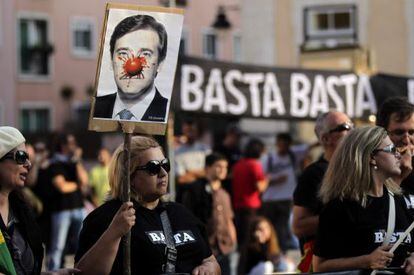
left=134, top=158, right=170, bottom=176
left=373, top=144, right=398, bottom=155
left=0, top=150, right=30, bottom=165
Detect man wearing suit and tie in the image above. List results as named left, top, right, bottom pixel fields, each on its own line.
left=93, top=14, right=168, bottom=122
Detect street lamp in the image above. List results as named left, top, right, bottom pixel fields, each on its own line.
left=211, top=6, right=232, bottom=29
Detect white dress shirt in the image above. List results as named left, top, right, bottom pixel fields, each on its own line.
left=112, top=86, right=156, bottom=121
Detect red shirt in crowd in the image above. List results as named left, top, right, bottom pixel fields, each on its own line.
left=231, top=158, right=265, bottom=210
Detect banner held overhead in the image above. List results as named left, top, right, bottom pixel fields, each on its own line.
left=172, top=56, right=414, bottom=120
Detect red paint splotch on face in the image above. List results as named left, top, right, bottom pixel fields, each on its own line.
left=119, top=53, right=149, bottom=80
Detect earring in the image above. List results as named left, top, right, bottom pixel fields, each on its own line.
left=373, top=165, right=378, bottom=170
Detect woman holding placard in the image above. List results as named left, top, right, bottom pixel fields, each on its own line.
left=75, top=135, right=220, bottom=275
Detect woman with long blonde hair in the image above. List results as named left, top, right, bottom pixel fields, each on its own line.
left=313, top=126, right=414, bottom=272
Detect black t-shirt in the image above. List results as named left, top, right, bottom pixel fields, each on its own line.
left=314, top=190, right=414, bottom=267
left=402, top=170, right=414, bottom=195
left=293, top=157, right=328, bottom=216
left=49, top=160, right=84, bottom=211
left=181, top=178, right=212, bottom=225
left=75, top=199, right=212, bottom=275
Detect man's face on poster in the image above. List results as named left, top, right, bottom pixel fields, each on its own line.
left=112, top=29, right=161, bottom=98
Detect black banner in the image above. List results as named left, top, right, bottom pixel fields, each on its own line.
left=172, top=56, right=414, bottom=120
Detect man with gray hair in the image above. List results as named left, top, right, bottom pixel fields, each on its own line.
left=292, top=110, right=352, bottom=272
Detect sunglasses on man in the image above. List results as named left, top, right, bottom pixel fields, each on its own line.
left=134, top=158, right=170, bottom=176
left=0, top=150, right=30, bottom=165
left=372, top=144, right=398, bottom=155
left=328, top=123, right=353, bottom=134
left=388, top=129, right=414, bottom=137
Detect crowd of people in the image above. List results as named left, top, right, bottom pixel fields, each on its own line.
left=3, top=96, right=414, bottom=274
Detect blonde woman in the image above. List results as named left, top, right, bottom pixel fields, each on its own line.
left=75, top=136, right=220, bottom=275
left=313, top=126, right=414, bottom=272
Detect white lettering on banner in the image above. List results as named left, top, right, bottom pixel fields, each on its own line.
left=262, top=73, right=286, bottom=117
left=326, top=76, right=345, bottom=112
left=408, top=80, right=414, bottom=104
left=243, top=73, right=264, bottom=117
left=225, top=70, right=247, bottom=115
left=355, top=75, right=377, bottom=117
left=181, top=65, right=204, bottom=110
left=290, top=73, right=311, bottom=117
left=145, top=231, right=197, bottom=246
left=340, top=74, right=357, bottom=117
left=180, top=64, right=378, bottom=118
left=204, top=69, right=227, bottom=113
left=310, top=75, right=329, bottom=117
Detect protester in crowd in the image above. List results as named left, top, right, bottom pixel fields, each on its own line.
left=376, top=96, right=414, bottom=190
left=174, top=118, right=211, bottom=201
left=182, top=152, right=237, bottom=275
left=0, top=126, right=79, bottom=275
left=30, top=141, right=54, bottom=250
left=313, top=126, right=414, bottom=272
left=232, top=138, right=268, bottom=250
left=261, top=132, right=309, bottom=253
left=292, top=110, right=352, bottom=272
left=213, top=123, right=243, bottom=196
left=22, top=143, right=44, bottom=216
left=47, top=134, right=88, bottom=270
left=239, top=216, right=287, bottom=275
left=75, top=135, right=220, bottom=274
left=89, top=148, right=111, bottom=206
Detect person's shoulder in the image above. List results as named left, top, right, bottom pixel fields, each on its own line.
left=323, top=198, right=357, bottom=216
left=155, top=88, right=168, bottom=102
left=164, top=201, right=194, bottom=216
left=84, top=199, right=121, bottom=225
left=193, top=141, right=211, bottom=151
left=303, top=158, right=328, bottom=174
left=96, top=93, right=116, bottom=100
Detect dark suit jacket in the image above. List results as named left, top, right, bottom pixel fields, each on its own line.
left=93, top=89, right=168, bottom=122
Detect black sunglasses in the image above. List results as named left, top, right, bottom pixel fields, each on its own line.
left=0, top=150, right=30, bottom=165
left=135, top=158, right=170, bottom=176
left=328, top=123, right=353, bottom=134
left=373, top=144, right=398, bottom=155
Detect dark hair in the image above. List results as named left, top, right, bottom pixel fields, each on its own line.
left=276, top=132, right=292, bottom=144
left=205, top=153, right=227, bottom=167
left=243, top=138, right=265, bottom=159
left=110, top=15, right=168, bottom=64
left=239, top=216, right=281, bottom=274
left=54, top=133, right=75, bottom=153
left=376, top=97, right=414, bottom=128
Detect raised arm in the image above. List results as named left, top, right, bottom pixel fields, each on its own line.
left=75, top=202, right=135, bottom=275
left=292, top=205, right=319, bottom=237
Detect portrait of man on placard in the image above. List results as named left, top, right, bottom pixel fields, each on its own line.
left=91, top=7, right=183, bottom=128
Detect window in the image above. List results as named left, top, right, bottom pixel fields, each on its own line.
left=202, top=30, right=218, bottom=59
left=18, top=16, right=51, bottom=76
left=233, top=33, right=242, bottom=62
left=20, top=107, right=51, bottom=133
left=70, top=17, right=95, bottom=58
left=303, top=5, right=357, bottom=50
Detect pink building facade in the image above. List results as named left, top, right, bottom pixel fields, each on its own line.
left=1, top=0, right=240, bottom=132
